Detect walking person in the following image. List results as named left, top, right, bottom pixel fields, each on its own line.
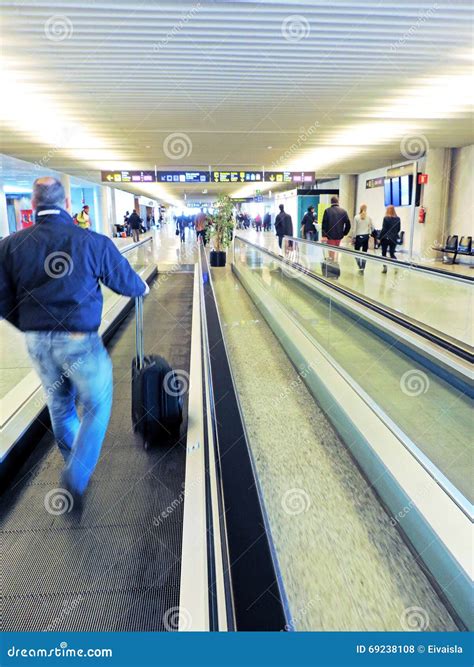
left=176, top=212, right=186, bottom=243
left=0, top=177, right=149, bottom=504
left=128, top=209, right=142, bottom=243
left=380, top=205, right=401, bottom=273
left=76, top=205, right=91, bottom=230
left=275, top=204, right=293, bottom=253
left=300, top=205, right=318, bottom=241
left=263, top=211, right=271, bottom=231
left=195, top=208, right=208, bottom=245
left=352, top=204, right=373, bottom=272
left=255, top=213, right=262, bottom=231
left=321, top=195, right=351, bottom=260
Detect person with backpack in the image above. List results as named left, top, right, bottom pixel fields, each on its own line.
left=300, top=205, right=318, bottom=241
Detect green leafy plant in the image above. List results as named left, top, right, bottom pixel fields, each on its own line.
left=206, top=194, right=235, bottom=252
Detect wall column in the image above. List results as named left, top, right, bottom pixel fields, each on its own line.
left=60, top=173, right=72, bottom=213
left=414, top=148, right=451, bottom=259
left=110, top=187, right=117, bottom=232
left=338, top=174, right=357, bottom=218
left=0, top=187, right=9, bottom=239
left=98, top=186, right=113, bottom=237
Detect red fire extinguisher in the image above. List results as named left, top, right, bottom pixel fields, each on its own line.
left=418, top=206, right=426, bottom=224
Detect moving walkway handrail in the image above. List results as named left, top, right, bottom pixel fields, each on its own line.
left=234, top=235, right=473, bottom=363
left=282, top=235, right=473, bottom=284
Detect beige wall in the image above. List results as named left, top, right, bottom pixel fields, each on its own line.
left=448, top=145, right=473, bottom=239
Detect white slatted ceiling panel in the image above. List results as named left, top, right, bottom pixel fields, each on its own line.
left=1, top=0, right=473, bottom=199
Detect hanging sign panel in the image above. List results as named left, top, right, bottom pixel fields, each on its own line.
left=101, top=171, right=156, bottom=183
left=158, top=171, right=209, bottom=183
left=102, top=170, right=316, bottom=184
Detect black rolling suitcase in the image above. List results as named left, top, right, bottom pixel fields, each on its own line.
left=131, top=296, right=183, bottom=448
left=321, top=258, right=340, bottom=279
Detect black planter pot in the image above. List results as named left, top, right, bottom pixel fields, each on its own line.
left=210, top=250, right=227, bottom=267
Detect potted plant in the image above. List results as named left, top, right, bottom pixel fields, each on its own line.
left=207, top=194, right=235, bottom=267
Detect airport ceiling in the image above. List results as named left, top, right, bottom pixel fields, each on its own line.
left=2, top=0, right=473, bottom=203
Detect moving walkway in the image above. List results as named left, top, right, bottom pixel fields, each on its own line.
left=0, top=237, right=288, bottom=632
left=1, top=235, right=471, bottom=632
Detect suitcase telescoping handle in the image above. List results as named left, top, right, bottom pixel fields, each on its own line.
left=135, top=295, right=145, bottom=370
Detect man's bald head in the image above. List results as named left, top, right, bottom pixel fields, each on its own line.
left=32, top=177, right=66, bottom=210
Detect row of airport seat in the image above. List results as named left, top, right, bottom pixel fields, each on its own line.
left=432, top=235, right=473, bottom=264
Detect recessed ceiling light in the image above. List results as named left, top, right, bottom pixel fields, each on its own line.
left=145, top=145, right=151, bottom=148
left=267, top=146, right=272, bottom=149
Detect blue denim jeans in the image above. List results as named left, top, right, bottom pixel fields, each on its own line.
left=25, top=331, right=113, bottom=495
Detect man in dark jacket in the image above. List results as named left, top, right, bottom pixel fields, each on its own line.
left=0, top=177, right=148, bottom=502
left=322, top=196, right=351, bottom=246
left=275, top=204, right=293, bottom=252
left=301, top=205, right=318, bottom=241
left=128, top=210, right=142, bottom=243
left=263, top=211, right=271, bottom=231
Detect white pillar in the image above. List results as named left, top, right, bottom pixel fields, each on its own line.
left=414, top=148, right=451, bottom=259
left=60, top=173, right=72, bottom=213
left=338, top=174, right=357, bottom=218
left=110, top=187, right=117, bottom=232
left=0, top=187, right=9, bottom=239
left=99, top=186, right=111, bottom=237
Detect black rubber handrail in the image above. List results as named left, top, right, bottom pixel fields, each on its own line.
left=235, top=236, right=473, bottom=364
left=282, top=235, right=473, bottom=283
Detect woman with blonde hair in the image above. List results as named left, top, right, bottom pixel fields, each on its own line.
left=352, top=203, right=373, bottom=272
left=380, top=205, right=401, bottom=273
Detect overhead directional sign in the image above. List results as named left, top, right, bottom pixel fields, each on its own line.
left=102, top=169, right=316, bottom=184
left=158, top=171, right=209, bottom=183
left=101, top=171, right=155, bottom=183
left=266, top=171, right=315, bottom=184
left=212, top=171, right=263, bottom=183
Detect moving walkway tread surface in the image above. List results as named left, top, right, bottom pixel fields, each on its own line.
left=1, top=273, right=193, bottom=632
left=211, top=266, right=459, bottom=632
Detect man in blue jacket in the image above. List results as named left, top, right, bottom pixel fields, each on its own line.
left=0, top=177, right=149, bottom=502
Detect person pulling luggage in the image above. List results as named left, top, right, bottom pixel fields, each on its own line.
left=0, top=177, right=149, bottom=506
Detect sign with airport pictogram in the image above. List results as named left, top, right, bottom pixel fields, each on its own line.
left=102, top=169, right=316, bottom=184
left=158, top=171, right=209, bottom=183
left=266, top=171, right=315, bottom=183
left=101, top=171, right=156, bottom=183
left=212, top=171, right=263, bottom=183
